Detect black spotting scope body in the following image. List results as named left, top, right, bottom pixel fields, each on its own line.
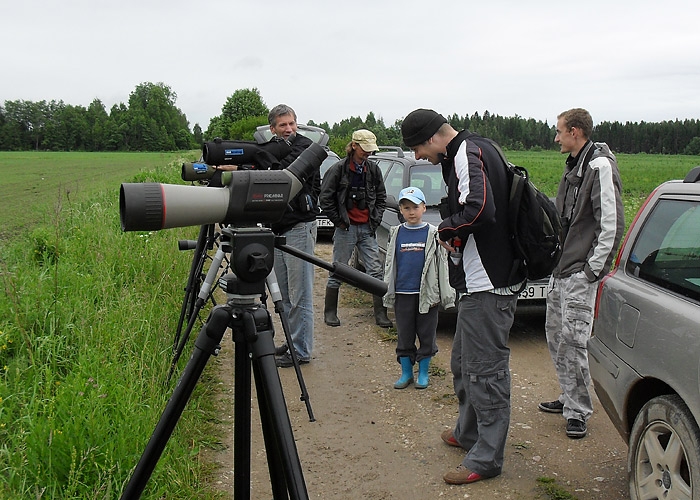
left=202, top=136, right=292, bottom=167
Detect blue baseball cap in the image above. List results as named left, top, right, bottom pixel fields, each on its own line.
left=398, top=186, right=426, bottom=205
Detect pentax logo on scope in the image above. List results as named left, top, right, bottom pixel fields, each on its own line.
left=250, top=192, right=285, bottom=202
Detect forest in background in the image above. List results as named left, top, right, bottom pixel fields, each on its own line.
left=3, top=84, right=700, bottom=156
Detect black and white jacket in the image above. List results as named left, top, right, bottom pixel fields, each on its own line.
left=438, top=130, right=524, bottom=294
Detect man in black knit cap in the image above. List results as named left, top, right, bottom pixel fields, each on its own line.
left=401, top=109, right=524, bottom=486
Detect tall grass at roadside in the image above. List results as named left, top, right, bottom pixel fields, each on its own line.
left=0, top=158, right=225, bottom=499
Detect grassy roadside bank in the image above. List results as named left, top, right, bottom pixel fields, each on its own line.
left=0, top=152, right=225, bottom=498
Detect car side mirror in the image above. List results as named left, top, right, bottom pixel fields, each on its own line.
left=386, top=195, right=405, bottom=223
left=386, top=195, right=399, bottom=211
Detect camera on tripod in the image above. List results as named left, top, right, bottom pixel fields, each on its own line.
left=181, top=137, right=293, bottom=182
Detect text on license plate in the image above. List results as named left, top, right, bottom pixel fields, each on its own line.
left=317, top=218, right=334, bottom=227
left=519, top=283, right=547, bottom=300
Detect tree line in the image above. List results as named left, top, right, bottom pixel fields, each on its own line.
left=2, top=84, right=700, bottom=155
left=0, top=82, right=201, bottom=152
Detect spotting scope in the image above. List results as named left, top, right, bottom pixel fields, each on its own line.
left=120, top=142, right=327, bottom=232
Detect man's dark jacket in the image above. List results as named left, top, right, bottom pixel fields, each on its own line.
left=438, top=130, right=525, bottom=293
left=319, top=156, right=386, bottom=233
left=270, top=133, right=321, bottom=235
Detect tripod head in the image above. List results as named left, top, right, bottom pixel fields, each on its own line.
left=217, top=227, right=274, bottom=296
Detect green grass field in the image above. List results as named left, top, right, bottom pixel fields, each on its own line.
left=506, top=149, right=700, bottom=227
left=0, top=151, right=223, bottom=499
left=0, top=151, right=200, bottom=239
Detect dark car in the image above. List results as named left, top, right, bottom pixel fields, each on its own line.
left=370, top=147, right=548, bottom=314
left=589, top=166, right=700, bottom=499
left=254, top=124, right=338, bottom=235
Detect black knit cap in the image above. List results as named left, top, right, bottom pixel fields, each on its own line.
left=401, top=108, right=447, bottom=147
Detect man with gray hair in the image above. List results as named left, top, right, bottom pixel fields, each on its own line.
left=265, top=104, right=321, bottom=368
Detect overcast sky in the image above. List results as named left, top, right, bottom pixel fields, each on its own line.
left=3, top=0, right=699, bottom=133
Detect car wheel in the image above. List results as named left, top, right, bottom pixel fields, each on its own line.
left=628, top=394, right=700, bottom=500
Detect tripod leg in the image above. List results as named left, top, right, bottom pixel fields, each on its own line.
left=251, top=352, right=289, bottom=499
left=121, top=304, right=231, bottom=500
left=173, top=224, right=209, bottom=352
left=232, top=312, right=253, bottom=500
left=232, top=307, right=309, bottom=500
left=265, top=272, right=315, bottom=422
left=168, top=244, right=229, bottom=383
left=275, top=305, right=315, bottom=422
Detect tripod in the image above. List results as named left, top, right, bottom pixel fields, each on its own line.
left=168, top=225, right=314, bottom=421
left=121, top=226, right=387, bottom=499
left=122, top=227, right=308, bottom=500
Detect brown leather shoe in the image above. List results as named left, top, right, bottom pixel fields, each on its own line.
left=443, top=464, right=485, bottom=485
left=441, top=429, right=462, bottom=448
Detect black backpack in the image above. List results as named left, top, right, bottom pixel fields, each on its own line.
left=506, top=161, right=562, bottom=280
left=470, top=135, right=562, bottom=281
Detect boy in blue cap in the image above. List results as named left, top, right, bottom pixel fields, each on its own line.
left=383, top=186, right=454, bottom=389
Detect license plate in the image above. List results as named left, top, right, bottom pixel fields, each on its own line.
left=317, top=218, right=334, bottom=227
left=519, top=283, right=547, bottom=300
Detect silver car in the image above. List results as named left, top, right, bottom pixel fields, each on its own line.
left=589, top=166, right=700, bottom=499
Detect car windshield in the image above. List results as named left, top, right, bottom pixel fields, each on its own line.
left=407, top=165, right=446, bottom=206
left=320, top=154, right=339, bottom=179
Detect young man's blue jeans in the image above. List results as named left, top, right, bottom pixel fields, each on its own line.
left=273, top=220, right=317, bottom=360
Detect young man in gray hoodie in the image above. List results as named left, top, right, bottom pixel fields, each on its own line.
left=538, top=108, right=624, bottom=439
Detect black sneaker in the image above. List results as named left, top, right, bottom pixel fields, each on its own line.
left=275, top=352, right=310, bottom=368
left=538, top=400, right=564, bottom=413
left=274, top=343, right=288, bottom=356
left=566, top=419, right=587, bottom=438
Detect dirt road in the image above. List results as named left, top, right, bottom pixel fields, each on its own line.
left=201, top=240, right=628, bottom=499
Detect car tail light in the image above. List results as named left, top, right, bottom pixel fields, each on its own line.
left=593, top=269, right=616, bottom=321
